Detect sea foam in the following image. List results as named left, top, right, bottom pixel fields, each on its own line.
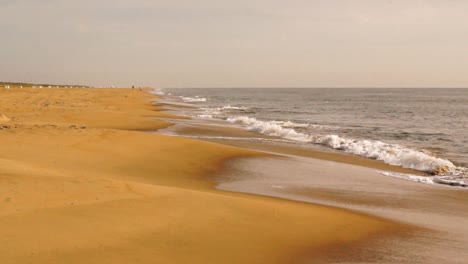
left=180, top=96, right=207, bottom=103
left=150, top=89, right=165, bottom=96
left=315, top=134, right=455, bottom=173
left=226, top=115, right=457, bottom=175
left=227, top=116, right=311, bottom=142
left=379, top=171, right=467, bottom=188
left=217, top=105, right=249, bottom=110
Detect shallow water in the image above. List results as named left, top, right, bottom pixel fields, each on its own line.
left=218, top=156, right=468, bottom=263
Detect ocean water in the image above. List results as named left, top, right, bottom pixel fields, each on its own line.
left=157, top=88, right=468, bottom=188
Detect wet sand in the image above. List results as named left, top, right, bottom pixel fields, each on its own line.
left=0, top=87, right=409, bottom=263
left=218, top=156, right=468, bottom=263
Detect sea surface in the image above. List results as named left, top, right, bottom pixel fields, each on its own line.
left=157, top=88, right=468, bottom=188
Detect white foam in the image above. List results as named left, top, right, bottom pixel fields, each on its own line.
left=314, top=134, right=456, bottom=173
left=197, top=114, right=214, bottom=119
left=226, top=115, right=459, bottom=175
left=197, top=105, right=250, bottom=120
left=219, top=105, right=249, bottom=110
left=273, top=120, right=309, bottom=128
left=272, top=120, right=326, bottom=129
left=180, top=96, right=207, bottom=103
left=227, top=116, right=312, bottom=142
left=379, top=171, right=437, bottom=185
left=200, top=107, right=222, bottom=116
left=379, top=171, right=467, bottom=188
left=150, top=89, right=165, bottom=96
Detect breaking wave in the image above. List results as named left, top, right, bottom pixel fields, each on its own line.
left=227, top=116, right=312, bottom=142
left=226, top=115, right=462, bottom=177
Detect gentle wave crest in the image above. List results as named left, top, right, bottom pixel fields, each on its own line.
left=219, top=105, right=249, bottom=110
left=150, top=88, right=165, bottom=96
left=181, top=96, right=207, bottom=103
left=200, top=105, right=250, bottom=115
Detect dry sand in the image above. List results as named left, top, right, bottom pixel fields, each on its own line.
left=0, top=87, right=409, bottom=263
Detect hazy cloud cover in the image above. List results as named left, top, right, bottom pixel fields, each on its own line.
left=1, top=0, right=467, bottom=87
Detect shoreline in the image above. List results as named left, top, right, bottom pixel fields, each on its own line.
left=154, top=91, right=468, bottom=262
left=155, top=90, right=468, bottom=188
left=156, top=111, right=429, bottom=177
left=217, top=155, right=468, bottom=263
left=0, top=87, right=413, bottom=263
left=157, top=88, right=468, bottom=186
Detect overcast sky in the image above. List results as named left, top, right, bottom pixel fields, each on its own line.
left=1, top=0, right=467, bottom=88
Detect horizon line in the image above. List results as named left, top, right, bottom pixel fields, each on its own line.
left=163, top=86, right=468, bottom=89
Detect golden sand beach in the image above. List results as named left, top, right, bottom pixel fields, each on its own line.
left=0, top=87, right=410, bottom=263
